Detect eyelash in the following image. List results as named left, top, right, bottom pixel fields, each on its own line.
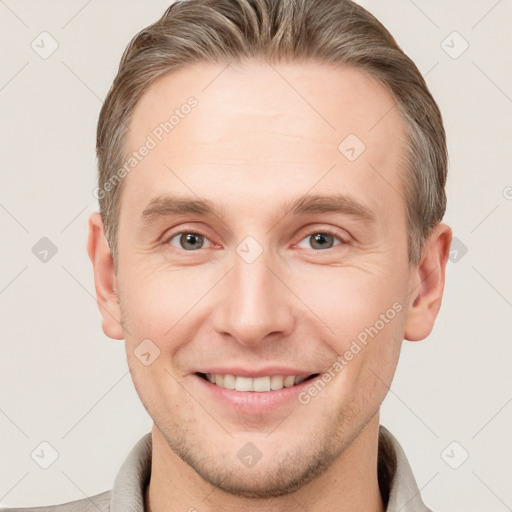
left=296, top=228, right=350, bottom=251
left=162, top=227, right=350, bottom=253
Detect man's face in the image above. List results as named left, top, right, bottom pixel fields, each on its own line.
left=114, top=61, right=415, bottom=496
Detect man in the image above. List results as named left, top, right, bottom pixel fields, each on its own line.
left=2, top=0, right=451, bottom=510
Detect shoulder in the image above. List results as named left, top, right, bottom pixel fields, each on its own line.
left=0, top=490, right=111, bottom=512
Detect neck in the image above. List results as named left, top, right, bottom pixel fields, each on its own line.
left=145, top=415, right=385, bottom=512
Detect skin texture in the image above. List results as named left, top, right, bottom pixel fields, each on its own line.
left=88, top=60, right=452, bottom=512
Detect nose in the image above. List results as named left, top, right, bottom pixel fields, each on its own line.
left=211, top=248, right=296, bottom=347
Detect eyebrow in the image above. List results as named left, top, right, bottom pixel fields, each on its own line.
left=140, top=193, right=375, bottom=226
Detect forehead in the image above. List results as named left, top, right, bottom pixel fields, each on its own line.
left=122, top=60, right=407, bottom=227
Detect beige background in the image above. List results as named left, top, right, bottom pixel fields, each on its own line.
left=0, top=0, right=511, bottom=510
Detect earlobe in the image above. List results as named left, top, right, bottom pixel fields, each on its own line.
left=87, top=212, right=125, bottom=340
left=404, top=223, right=452, bottom=342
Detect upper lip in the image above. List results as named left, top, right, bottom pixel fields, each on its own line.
left=194, top=367, right=320, bottom=378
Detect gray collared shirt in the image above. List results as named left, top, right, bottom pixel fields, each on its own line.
left=1, top=426, right=432, bottom=511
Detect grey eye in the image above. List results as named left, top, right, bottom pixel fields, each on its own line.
left=297, top=232, right=341, bottom=251
left=169, top=232, right=207, bottom=250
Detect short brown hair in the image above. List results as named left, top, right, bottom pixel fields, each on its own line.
left=96, top=0, right=447, bottom=266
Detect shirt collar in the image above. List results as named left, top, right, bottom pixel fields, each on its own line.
left=378, top=425, right=432, bottom=511
left=109, top=426, right=431, bottom=512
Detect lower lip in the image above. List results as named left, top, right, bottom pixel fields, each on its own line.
left=193, top=373, right=322, bottom=415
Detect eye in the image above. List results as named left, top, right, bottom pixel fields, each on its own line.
left=166, top=232, right=214, bottom=251
left=296, top=230, right=347, bottom=251
left=163, top=228, right=348, bottom=252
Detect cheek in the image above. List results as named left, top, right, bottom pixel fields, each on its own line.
left=118, top=263, right=219, bottom=383
left=120, top=271, right=187, bottom=401
left=296, top=265, right=406, bottom=395
left=294, top=265, right=404, bottom=342
left=120, top=261, right=204, bottom=333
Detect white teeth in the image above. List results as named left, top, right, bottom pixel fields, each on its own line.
left=235, top=376, right=253, bottom=391
left=253, top=376, right=271, bottom=392
left=222, top=374, right=235, bottom=389
left=283, top=376, right=295, bottom=388
left=270, top=375, right=284, bottom=390
left=294, top=375, right=308, bottom=385
left=204, top=373, right=312, bottom=391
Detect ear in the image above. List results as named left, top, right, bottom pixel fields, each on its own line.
left=87, top=212, right=124, bottom=340
left=404, top=222, right=452, bottom=341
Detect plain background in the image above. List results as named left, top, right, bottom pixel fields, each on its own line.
left=0, top=0, right=511, bottom=510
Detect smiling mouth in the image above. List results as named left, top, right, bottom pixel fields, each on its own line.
left=196, top=372, right=320, bottom=392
